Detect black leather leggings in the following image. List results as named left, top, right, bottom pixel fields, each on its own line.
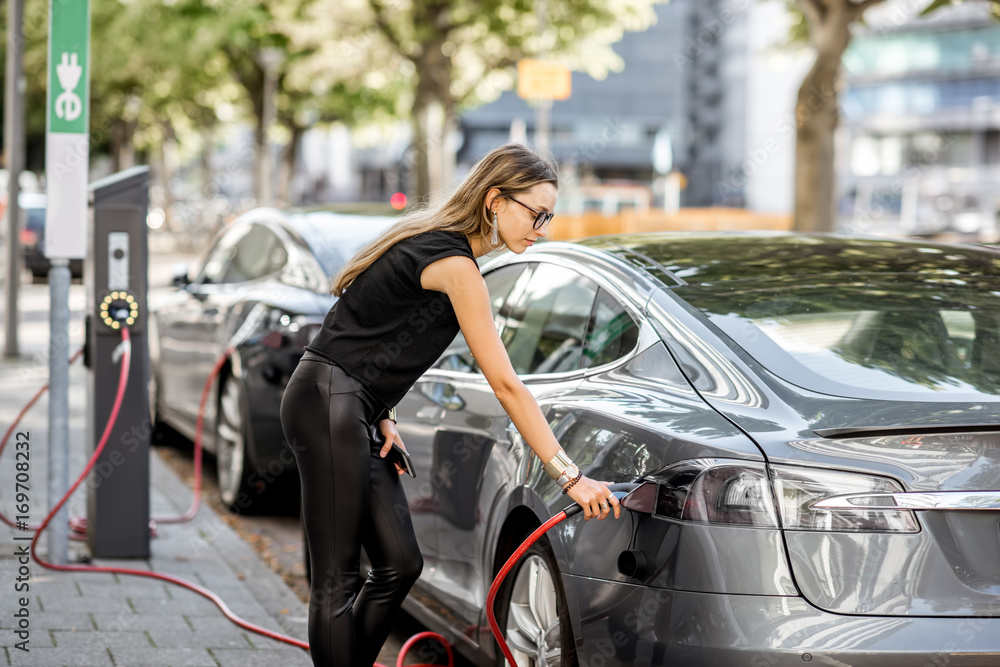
left=280, top=350, right=422, bottom=667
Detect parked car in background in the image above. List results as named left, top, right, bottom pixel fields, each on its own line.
left=148, top=206, right=398, bottom=511
left=383, top=232, right=1000, bottom=666
left=18, top=192, right=84, bottom=281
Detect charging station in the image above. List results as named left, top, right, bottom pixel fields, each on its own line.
left=84, top=166, right=151, bottom=558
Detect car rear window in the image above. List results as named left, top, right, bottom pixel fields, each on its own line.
left=290, top=214, right=398, bottom=276
left=677, top=276, right=1000, bottom=400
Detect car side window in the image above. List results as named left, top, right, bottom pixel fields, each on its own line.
left=222, top=223, right=288, bottom=283
left=196, top=226, right=249, bottom=285
left=502, top=264, right=599, bottom=375
left=437, top=264, right=530, bottom=373
left=581, top=289, right=640, bottom=369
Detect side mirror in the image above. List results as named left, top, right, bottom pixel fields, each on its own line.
left=171, top=263, right=190, bottom=289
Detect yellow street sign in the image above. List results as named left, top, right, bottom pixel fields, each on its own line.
left=517, top=59, right=572, bottom=101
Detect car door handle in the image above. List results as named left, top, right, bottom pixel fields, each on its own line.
left=203, top=307, right=219, bottom=316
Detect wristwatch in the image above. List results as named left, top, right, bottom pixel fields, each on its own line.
left=556, top=464, right=581, bottom=489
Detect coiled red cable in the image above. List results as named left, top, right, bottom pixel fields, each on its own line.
left=22, top=328, right=308, bottom=651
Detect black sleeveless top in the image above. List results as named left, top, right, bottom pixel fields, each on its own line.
left=305, top=230, right=477, bottom=409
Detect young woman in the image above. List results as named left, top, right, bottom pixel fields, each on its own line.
left=279, top=143, right=622, bottom=666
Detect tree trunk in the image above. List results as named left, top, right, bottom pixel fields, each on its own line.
left=792, top=0, right=872, bottom=233
left=278, top=124, right=304, bottom=204
left=200, top=124, right=214, bottom=197
left=253, top=93, right=267, bottom=205
left=161, top=121, right=180, bottom=237
left=408, top=11, right=456, bottom=203
left=793, top=50, right=841, bottom=232
left=110, top=118, right=136, bottom=173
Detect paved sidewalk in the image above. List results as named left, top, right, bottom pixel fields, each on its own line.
left=0, top=335, right=312, bottom=665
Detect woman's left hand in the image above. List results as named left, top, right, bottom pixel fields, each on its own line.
left=378, top=418, right=408, bottom=476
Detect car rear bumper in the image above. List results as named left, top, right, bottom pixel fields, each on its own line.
left=565, top=575, right=1000, bottom=666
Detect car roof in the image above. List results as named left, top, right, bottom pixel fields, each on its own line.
left=573, top=231, right=1000, bottom=287
left=283, top=210, right=398, bottom=245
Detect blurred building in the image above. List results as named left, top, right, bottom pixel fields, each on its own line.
left=458, top=0, right=806, bottom=214
left=840, top=0, right=1000, bottom=239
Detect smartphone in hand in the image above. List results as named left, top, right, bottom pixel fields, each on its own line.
left=371, top=422, right=416, bottom=477
left=387, top=441, right=416, bottom=478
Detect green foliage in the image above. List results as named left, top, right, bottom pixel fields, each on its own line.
left=0, top=0, right=405, bottom=162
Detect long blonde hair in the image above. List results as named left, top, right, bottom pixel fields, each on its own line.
left=330, top=144, right=558, bottom=296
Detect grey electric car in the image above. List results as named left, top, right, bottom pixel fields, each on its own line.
left=389, top=232, right=1000, bottom=666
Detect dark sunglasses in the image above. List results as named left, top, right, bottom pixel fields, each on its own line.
left=507, top=196, right=555, bottom=230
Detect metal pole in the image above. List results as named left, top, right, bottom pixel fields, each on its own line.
left=47, top=258, right=70, bottom=564
left=4, top=0, right=26, bottom=358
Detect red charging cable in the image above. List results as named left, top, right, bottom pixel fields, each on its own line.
left=486, top=510, right=575, bottom=666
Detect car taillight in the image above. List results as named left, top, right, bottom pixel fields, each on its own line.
left=771, top=464, right=919, bottom=533
left=647, top=459, right=919, bottom=533
left=19, top=229, right=37, bottom=245
left=650, top=460, right=779, bottom=527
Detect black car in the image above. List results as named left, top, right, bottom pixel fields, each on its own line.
left=384, top=232, right=1000, bottom=666
left=148, top=207, right=397, bottom=511
left=18, top=192, right=84, bottom=281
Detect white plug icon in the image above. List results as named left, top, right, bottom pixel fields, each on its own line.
left=55, top=52, right=83, bottom=121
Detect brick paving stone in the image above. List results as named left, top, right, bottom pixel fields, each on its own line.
left=6, top=646, right=115, bottom=666
left=212, top=647, right=314, bottom=667
left=108, top=646, right=219, bottom=666
left=52, top=629, right=150, bottom=651
left=75, top=581, right=142, bottom=599
left=35, top=595, right=141, bottom=615
left=90, top=611, right=190, bottom=634
left=147, top=627, right=248, bottom=651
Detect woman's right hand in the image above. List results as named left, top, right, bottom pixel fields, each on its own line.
left=565, top=475, right=621, bottom=521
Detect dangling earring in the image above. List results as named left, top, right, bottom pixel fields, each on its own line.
left=490, top=210, right=500, bottom=247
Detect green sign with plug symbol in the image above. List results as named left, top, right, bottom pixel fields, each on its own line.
left=48, top=0, right=89, bottom=135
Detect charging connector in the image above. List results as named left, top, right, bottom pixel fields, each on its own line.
left=99, top=291, right=138, bottom=329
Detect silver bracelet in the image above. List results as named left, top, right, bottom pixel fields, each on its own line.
left=386, top=407, right=397, bottom=423
left=542, top=450, right=574, bottom=481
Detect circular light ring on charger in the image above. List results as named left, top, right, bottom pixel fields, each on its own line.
left=100, top=291, right=138, bottom=328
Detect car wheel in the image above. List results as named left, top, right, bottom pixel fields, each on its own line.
left=494, top=541, right=575, bottom=666
left=216, top=376, right=256, bottom=512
